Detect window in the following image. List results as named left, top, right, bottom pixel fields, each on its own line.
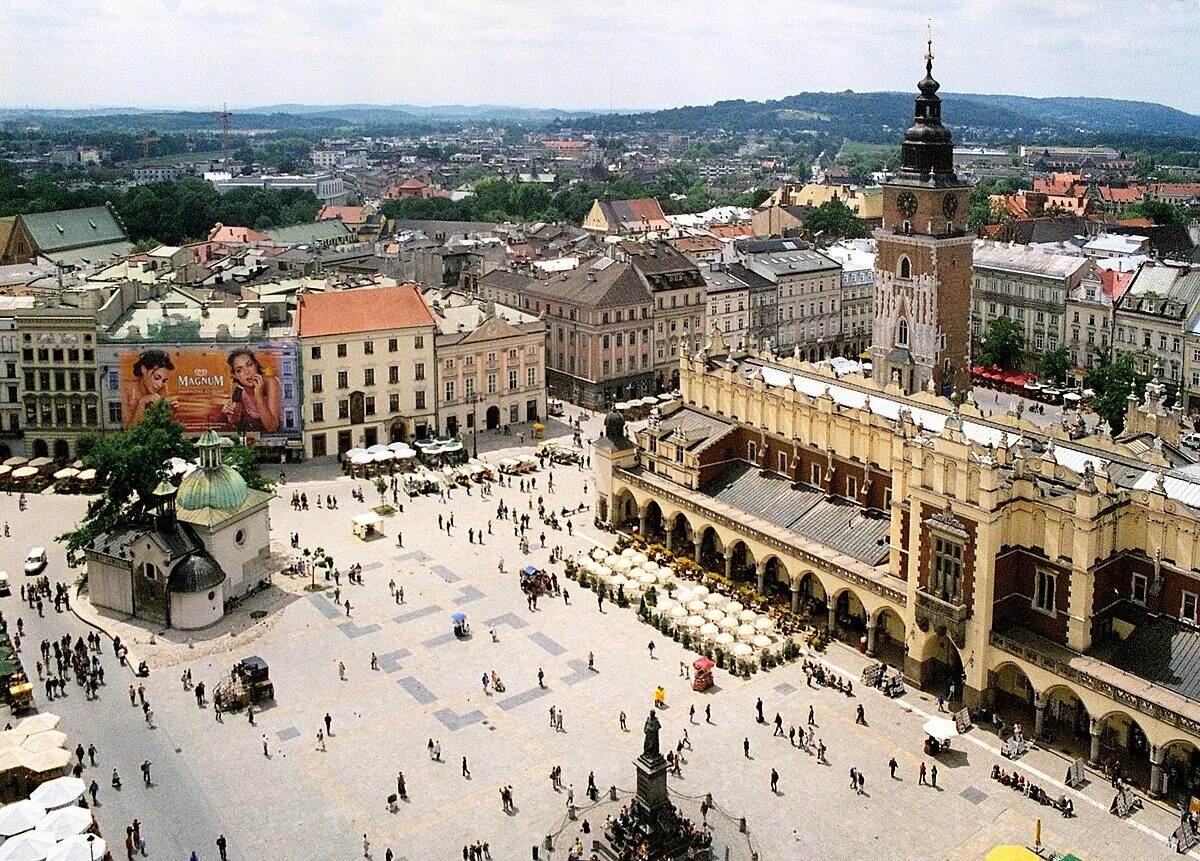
left=1132, top=573, right=1147, bottom=605
left=445, top=358, right=455, bottom=369
left=465, top=377, right=475, bottom=397
left=846, top=475, right=858, bottom=498
left=389, top=393, right=399, bottom=413
left=363, top=368, right=375, bottom=386
left=897, top=319, right=909, bottom=346
left=931, top=537, right=963, bottom=603
left=747, top=441, right=757, bottom=462
left=388, top=338, right=398, bottom=353
left=364, top=396, right=375, bottom=416
left=337, top=343, right=347, bottom=358
left=389, top=366, right=399, bottom=385
left=414, top=363, right=425, bottom=381
left=338, top=400, right=349, bottom=420
left=107, top=402, right=123, bottom=425
left=527, top=367, right=537, bottom=387
left=603, top=335, right=610, bottom=349
left=363, top=340, right=374, bottom=355
left=337, top=371, right=348, bottom=390
left=811, top=463, right=822, bottom=485
left=898, top=256, right=911, bottom=279
left=487, top=373, right=497, bottom=394
left=778, top=452, right=788, bottom=474
left=414, top=335, right=424, bottom=349
left=415, top=390, right=426, bottom=410
left=311, top=374, right=323, bottom=394
left=508, top=369, right=518, bottom=390
left=445, top=380, right=456, bottom=402
left=1184, top=591, right=1198, bottom=625
left=312, top=402, right=324, bottom=422
left=1034, top=569, right=1055, bottom=614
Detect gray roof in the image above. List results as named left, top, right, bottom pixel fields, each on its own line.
left=517, top=257, right=651, bottom=309
left=744, top=248, right=839, bottom=280
left=1107, top=609, right=1200, bottom=704
left=1119, top=264, right=1200, bottom=320
left=168, top=551, right=227, bottom=593
left=972, top=242, right=1092, bottom=280
left=701, top=461, right=890, bottom=566
left=21, top=205, right=128, bottom=253
left=656, top=408, right=732, bottom=451
left=90, top=521, right=199, bottom=562
left=262, top=220, right=349, bottom=245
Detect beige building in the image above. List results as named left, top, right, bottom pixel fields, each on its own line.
left=297, top=284, right=436, bottom=457
left=597, top=334, right=1200, bottom=801
left=1113, top=263, right=1200, bottom=408
left=421, top=289, right=547, bottom=436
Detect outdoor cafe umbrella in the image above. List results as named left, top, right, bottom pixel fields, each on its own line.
left=751, top=634, right=773, bottom=649
left=366, top=444, right=389, bottom=454
left=29, top=777, right=84, bottom=809
left=0, top=800, right=46, bottom=837
left=16, top=716, right=59, bottom=736
left=754, top=616, right=774, bottom=631
left=21, top=749, right=69, bottom=775
left=0, top=832, right=56, bottom=861
left=738, top=609, right=757, bottom=623
left=654, top=598, right=676, bottom=614
left=686, top=615, right=706, bottom=628
left=350, top=454, right=372, bottom=466
left=11, top=467, right=37, bottom=479
left=703, top=592, right=724, bottom=606
left=26, top=458, right=51, bottom=469
left=724, top=601, right=744, bottom=614
left=51, top=469, right=78, bottom=481
left=591, top=549, right=608, bottom=561
left=669, top=606, right=689, bottom=619
left=45, top=835, right=106, bottom=861
left=736, top=624, right=756, bottom=640
left=451, top=612, right=467, bottom=623
left=371, top=450, right=394, bottom=462
left=714, top=633, right=736, bottom=646
left=33, top=806, right=92, bottom=840
left=687, top=600, right=707, bottom=613
left=718, top=617, right=740, bottom=630
left=703, top=608, right=725, bottom=622
left=731, top=643, right=754, bottom=657
left=0, top=466, right=11, bottom=477
left=699, top=623, right=720, bottom=637
left=2, top=457, right=27, bottom=467
left=922, top=717, right=959, bottom=742
left=674, top=589, right=695, bottom=605
left=75, top=469, right=96, bottom=482
left=21, top=732, right=67, bottom=754
left=345, top=448, right=368, bottom=459
left=693, top=585, right=710, bottom=599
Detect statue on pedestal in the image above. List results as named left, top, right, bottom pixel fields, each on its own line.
left=643, top=710, right=662, bottom=759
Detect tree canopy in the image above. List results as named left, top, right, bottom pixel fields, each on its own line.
left=802, top=199, right=869, bottom=239
left=976, top=317, right=1026, bottom=371
left=1037, top=346, right=1071, bottom=385
left=1084, top=350, right=1151, bottom=435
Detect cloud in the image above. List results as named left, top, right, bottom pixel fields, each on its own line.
left=0, top=0, right=1196, bottom=113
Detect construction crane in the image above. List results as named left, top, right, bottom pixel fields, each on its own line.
left=139, top=129, right=161, bottom=159
left=213, top=103, right=232, bottom=164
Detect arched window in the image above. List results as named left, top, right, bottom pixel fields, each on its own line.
left=898, top=319, right=909, bottom=346
left=898, top=256, right=911, bottom=279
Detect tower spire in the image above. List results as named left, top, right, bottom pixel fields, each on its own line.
left=925, top=21, right=934, bottom=76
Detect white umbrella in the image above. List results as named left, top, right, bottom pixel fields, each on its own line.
left=736, top=624, right=756, bottom=640
left=441, top=441, right=464, bottom=453
left=725, top=601, right=744, bottom=615
left=45, top=835, right=105, bottom=861
left=610, top=575, right=628, bottom=587
left=643, top=561, right=659, bottom=573
left=693, top=585, right=710, bottom=599
left=0, top=832, right=55, bottom=861
left=0, top=801, right=46, bottom=837
left=345, top=448, right=368, bottom=459
left=715, top=633, right=736, bottom=646
left=393, top=449, right=416, bottom=459
left=611, top=558, right=632, bottom=573
left=630, top=552, right=647, bottom=565
left=670, top=606, right=689, bottom=619
left=596, top=566, right=612, bottom=580
left=591, top=549, right=608, bottom=562
left=754, top=616, right=774, bottom=631
left=704, top=592, right=725, bottom=606
left=638, top=572, right=657, bottom=586
left=686, top=615, right=706, bottom=628
left=34, top=807, right=91, bottom=840
left=366, top=444, right=389, bottom=454
left=29, top=777, right=84, bottom=809
left=654, top=598, right=676, bottom=614
left=699, top=623, right=720, bottom=637
left=674, top=589, right=695, bottom=605
left=350, top=454, right=372, bottom=466
left=751, top=634, right=773, bottom=649
left=719, top=617, right=740, bottom=630
left=687, top=600, right=707, bottom=613
left=703, top=608, right=725, bottom=622
left=16, top=716, right=59, bottom=736
left=922, top=717, right=959, bottom=742
left=621, top=548, right=636, bottom=558
left=22, top=732, right=67, bottom=754
left=731, top=643, right=754, bottom=657
left=372, top=450, right=394, bottom=462
left=738, top=609, right=758, bottom=623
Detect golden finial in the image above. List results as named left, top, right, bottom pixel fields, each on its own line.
left=925, top=20, right=934, bottom=63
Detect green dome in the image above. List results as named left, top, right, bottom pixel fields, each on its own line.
left=176, top=464, right=248, bottom=512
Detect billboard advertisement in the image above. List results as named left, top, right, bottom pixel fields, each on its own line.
left=106, top=342, right=301, bottom=446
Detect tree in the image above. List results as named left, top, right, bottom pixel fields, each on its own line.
left=802, top=199, right=868, bottom=239
left=1037, top=346, right=1070, bottom=385
left=374, top=476, right=388, bottom=507
left=1084, top=350, right=1151, bottom=435
left=58, top=400, right=195, bottom=566
left=977, top=317, right=1025, bottom=371
left=220, top=441, right=271, bottom=492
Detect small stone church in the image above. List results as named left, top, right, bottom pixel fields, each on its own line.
left=85, top=430, right=275, bottom=629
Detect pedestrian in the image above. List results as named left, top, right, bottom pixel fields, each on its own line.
left=770, top=767, right=779, bottom=793
left=88, top=743, right=97, bottom=766
left=743, top=737, right=750, bottom=758
left=217, top=835, right=228, bottom=861
left=937, top=695, right=945, bottom=712
left=689, top=704, right=696, bottom=724
left=434, top=740, right=441, bottom=761
left=889, top=757, right=898, bottom=779
left=807, top=705, right=815, bottom=726
left=324, top=712, right=332, bottom=735
left=397, top=771, right=407, bottom=799
left=619, top=710, right=627, bottom=731
left=756, top=698, right=764, bottom=723
left=129, top=685, right=136, bottom=706
left=774, top=713, right=783, bottom=736
left=856, top=704, right=866, bottom=725
left=849, top=767, right=857, bottom=790
left=371, top=652, right=378, bottom=671
left=789, top=726, right=796, bottom=746
left=918, top=761, right=927, bottom=785
left=428, top=738, right=435, bottom=759
left=588, top=651, right=594, bottom=671
left=363, top=834, right=370, bottom=858
left=931, top=763, right=938, bottom=788
left=462, top=756, right=470, bottom=779
left=537, top=668, right=545, bottom=688
left=549, top=705, right=556, bottom=728
left=317, top=729, right=326, bottom=751
left=345, top=599, right=352, bottom=617
left=338, top=661, right=347, bottom=681
left=705, top=703, right=712, bottom=723
left=857, top=771, right=865, bottom=795
left=140, top=760, right=151, bottom=786
left=262, top=734, right=269, bottom=757
left=88, top=779, right=98, bottom=805
left=247, top=704, right=255, bottom=725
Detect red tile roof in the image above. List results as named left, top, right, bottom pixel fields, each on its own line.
left=542, top=140, right=587, bottom=150
left=297, top=284, right=435, bottom=338
left=208, top=225, right=269, bottom=243
left=1100, top=185, right=1144, bottom=204
left=1117, top=217, right=1154, bottom=228
left=1098, top=268, right=1134, bottom=301
left=667, top=236, right=724, bottom=253
left=317, top=206, right=366, bottom=224
left=709, top=224, right=753, bottom=239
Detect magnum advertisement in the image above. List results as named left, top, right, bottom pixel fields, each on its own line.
left=105, top=343, right=300, bottom=445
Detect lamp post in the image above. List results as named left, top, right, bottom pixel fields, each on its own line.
left=469, top=394, right=479, bottom=457
left=87, top=834, right=96, bottom=861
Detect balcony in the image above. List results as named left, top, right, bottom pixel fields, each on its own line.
left=914, top=588, right=971, bottom=648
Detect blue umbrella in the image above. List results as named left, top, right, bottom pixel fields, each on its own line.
left=451, top=612, right=467, bottom=623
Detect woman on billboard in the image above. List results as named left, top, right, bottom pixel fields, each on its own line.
left=221, top=349, right=282, bottom=433
left=126, top=349, right=179, bottom=424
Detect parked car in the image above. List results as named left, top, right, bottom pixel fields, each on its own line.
left=0, top=572, right=9, bottom=596
left=23, top=548, right=46, bottom=576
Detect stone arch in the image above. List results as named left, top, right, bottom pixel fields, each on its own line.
left=698, top=525, right=724, bottom=572
left=1040, top=684, right=1091, bottom=754
left=668, top=512, right=694, bottom=556
left=32, top=439, right=48, bottom=458
left=1160, top=739, right=1200, bottom=804
left=898, top=255, right=911, bottom=279
left=991, top=661, right=1036, bottom=724
left=759, top=555, right=790, bottom=603
left=911, top=627, right=964, bottom=700
left=613, top=487, right=638, bottom=530
left=871, top=606, right=906, bottom=666
left=726, top=540, right=755, bottom=583
left=1096, top=710, right=1151, bottom=788
left=830, top=585, right=868, bottom=645
left=640, top=499, right=665, bottom=544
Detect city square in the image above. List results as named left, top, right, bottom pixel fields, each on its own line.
left=0, top=413, right=1189, bottom=860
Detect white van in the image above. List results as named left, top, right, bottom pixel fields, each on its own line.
left=24, top=548, right=47, bottom=576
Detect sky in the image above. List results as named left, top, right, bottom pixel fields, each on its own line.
left=2, top=0, right=1199, bottom=114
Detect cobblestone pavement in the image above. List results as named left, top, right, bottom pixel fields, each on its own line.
left=0, top=415, right=1196, bottom=860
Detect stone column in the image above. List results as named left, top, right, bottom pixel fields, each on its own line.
left=665, top=531, right=673, bottom=552
left=724, top=555, right=733, bottom=579
left=1150, top=745, right=1165, bottom=799
left=1089, top=719, right=1102, bottom=766
left=827, top=604, right=837, bottom=637
left=1033, top=693, right=1046, bottom=740
left=755, top=560, right=766, bottom=595
left=790, top=581, right=801, bottom=613
left=865, top=621, right=876, bottom=657
left=638, top=510, right=648, bottom=538
left=693, top=538, right=703, bottom=565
